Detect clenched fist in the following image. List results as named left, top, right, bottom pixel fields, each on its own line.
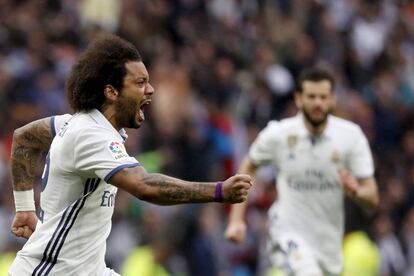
left=11, top=211, right=37, bottom=239
left=222, top=174, right=253, bottom=203
left=225, top=220, right=247, bottom=243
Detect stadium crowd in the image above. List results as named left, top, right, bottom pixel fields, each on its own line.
left=1, top=0, right=414, bottom=275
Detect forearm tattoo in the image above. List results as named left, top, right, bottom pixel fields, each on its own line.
left=142, top=173, right=216, bottom=204
left=11, top=118, right=53, bottom=191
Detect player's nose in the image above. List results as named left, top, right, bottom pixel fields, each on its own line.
left=146, top=83, right=155, bottom=95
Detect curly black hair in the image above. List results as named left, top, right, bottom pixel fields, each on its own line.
left=66, top=33, right=142, bottom=112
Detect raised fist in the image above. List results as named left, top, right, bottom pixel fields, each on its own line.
left=222, top=174, right=252, bottom=203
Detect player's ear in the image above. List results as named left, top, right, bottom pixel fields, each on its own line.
left=104, top=85, right=119, bottom=102
left=294, top=92, right=303, bottom=109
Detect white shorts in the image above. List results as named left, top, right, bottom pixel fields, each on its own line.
left=267, top=232, right=328, bottom=276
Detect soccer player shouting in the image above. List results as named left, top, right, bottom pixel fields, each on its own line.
left=9, top=34, right=252, bottom=276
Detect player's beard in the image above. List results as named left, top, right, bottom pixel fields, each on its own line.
left=302, top=107, right=331, bottom=128
left=114, top=96, right=141, bottom=129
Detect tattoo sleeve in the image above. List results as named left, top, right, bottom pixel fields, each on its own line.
left=139, top=173, right=216, bottom=205
left=11, top=118, right=53, bottom=191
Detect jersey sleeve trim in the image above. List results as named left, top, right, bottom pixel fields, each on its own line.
left=104, top=162, right=141, bottom=183
left=50, top=116, right=56, bottom=137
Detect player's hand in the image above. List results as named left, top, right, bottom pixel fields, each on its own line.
left=222, top=174, right=252, bottom=203
left=11, top=211, right=37, bottom=239
left=338, top=168, right=359, bottom=198
left=225, top=220, right=247, bottom=243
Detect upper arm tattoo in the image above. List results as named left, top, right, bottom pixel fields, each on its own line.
left=11, top=118, right=53, bottom=191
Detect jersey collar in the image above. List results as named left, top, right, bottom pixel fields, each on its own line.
left=296, top=112, right=333, bottom=141
left=88, top=109, right=128, bottom=142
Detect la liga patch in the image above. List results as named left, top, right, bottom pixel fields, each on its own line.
left=108, top=141, right=129, bottom=160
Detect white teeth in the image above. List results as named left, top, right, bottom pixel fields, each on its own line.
left=139, top=109, right=145, bottom=120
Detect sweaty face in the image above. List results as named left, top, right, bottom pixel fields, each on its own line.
left=115, top=61, right=154, bottom=129
left=295, top=80, right=334, bottom=127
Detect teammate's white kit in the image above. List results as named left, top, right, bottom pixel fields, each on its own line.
left=9, top=109, right=140, bottom=276
left=249, top=113, right=374, bottom=274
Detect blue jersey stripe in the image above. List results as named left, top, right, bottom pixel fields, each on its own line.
left=41, top=153, right=51, bottom=192
left=104, top=162, right=141, bottom=183
left=33, top=179, right=91, bottom=276
left=32, top=178, right=98, bottom=276
left=50, top=116, right=56, bottom=137
left=44, top=179, right=100, bottom=275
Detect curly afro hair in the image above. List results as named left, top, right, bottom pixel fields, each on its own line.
left=66, top=33, right=142, bottom=112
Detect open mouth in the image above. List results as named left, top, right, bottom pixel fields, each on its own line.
left=138, top=99, right=152, bottom=121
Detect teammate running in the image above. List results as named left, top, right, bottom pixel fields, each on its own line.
left=225, top=68, right=379, bottom=276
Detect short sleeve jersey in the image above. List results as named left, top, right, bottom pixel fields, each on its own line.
left=249, top=113, right=374, bottom=274
left=9, top=109, right=140, bottom=276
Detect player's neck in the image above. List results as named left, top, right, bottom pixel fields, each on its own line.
left=101, top=106, right=121, bottom=131
left=304, top=119, right=327, bottom=136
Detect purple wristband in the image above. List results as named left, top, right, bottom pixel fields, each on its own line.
left=215, top=181, right=223, bottom=202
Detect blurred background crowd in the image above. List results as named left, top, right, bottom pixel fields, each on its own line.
left=1, top=0, right=414, bottom=275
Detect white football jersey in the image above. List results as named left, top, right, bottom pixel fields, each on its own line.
left=249, top=113, right=374, bottom=274
left=9, top=109, right=140, bottom=276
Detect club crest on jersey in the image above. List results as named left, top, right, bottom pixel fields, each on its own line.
left=287, top=135, right=298, bottom=148
left=108, top=141, right=128, bottom=160
left=331, top=150, right=341, bottom=164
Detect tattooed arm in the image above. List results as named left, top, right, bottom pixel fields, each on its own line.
left=11, top=117, right=53, bottom=239
left=11, top=118, right=53, bottom=191
left=109, top=166, right=252, bottom=205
